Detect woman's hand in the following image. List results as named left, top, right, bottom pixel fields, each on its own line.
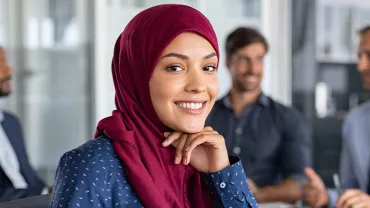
left=162, top=126, right=230, bottom=173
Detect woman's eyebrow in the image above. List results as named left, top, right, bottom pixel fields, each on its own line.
left=161, top=52, right=217, bottom=60
left=204, top=52, right=217, bottom=59
left=161, top=53, right=188, bottom=60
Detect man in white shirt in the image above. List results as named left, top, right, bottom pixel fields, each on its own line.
left=0, top=46, right=48, bottom=202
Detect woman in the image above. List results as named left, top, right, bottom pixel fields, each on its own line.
left=51, top=4, right=257, bottom=208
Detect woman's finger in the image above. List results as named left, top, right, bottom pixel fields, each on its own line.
left=184, top=132, right=222, bottom=165
left=185, top=137, right=206, bottom=165
left=184, top=130, right=215, bottom=149
left=162, top=131, right=182, bottom=147
left=175, top=134, right=187, bottom=165
left=183, top=134, right=197, bottom=165
left=184, top=131, right=218, bottom=161
left=203, top=126, right=213, bottom=131
left=183, top=134, right=209, bottom=165
left=187, top=130, right=217, bottom=141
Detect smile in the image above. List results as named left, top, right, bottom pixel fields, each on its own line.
left=176, top=102, right=203, bottom=109
left=174, top=101, right=207, bottom=115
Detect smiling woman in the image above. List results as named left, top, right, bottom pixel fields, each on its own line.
left=50, top=4, right=257, bottom=208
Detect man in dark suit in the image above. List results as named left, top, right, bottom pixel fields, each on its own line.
left=0, top=46, right=47, bottom=202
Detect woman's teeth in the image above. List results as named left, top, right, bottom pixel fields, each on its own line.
left=176, top=102, right=203, bottom=109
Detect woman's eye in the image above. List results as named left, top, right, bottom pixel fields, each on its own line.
left=167, top=66, right=183, bottom=72
left=203, top=66, right=217, bottom=72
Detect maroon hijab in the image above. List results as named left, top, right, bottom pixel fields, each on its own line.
left=95, top=4, right=219, bottom=208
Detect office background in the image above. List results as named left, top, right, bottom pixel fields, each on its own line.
left=0, top=0, right=369, bottom=187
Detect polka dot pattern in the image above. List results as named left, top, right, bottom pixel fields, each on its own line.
left=50, top=137, right=257, bottom=208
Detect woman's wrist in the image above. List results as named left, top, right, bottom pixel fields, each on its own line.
left=207, top=156, right=230, bottom=173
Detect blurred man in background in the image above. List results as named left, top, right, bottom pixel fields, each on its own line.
left=303, top=26, right=370, bottom=208
left=0, top=46, right=47, bottom=202
left=206, top=27, right=310, bottom=204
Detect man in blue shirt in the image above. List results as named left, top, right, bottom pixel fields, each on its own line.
left=303, top=26, right=370, bottom=208
left=206, top=27, right=310, bottom=203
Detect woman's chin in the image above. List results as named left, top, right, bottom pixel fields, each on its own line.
left=172, top=122, right=205, bottom=134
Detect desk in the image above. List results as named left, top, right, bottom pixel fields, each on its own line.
left=0, top=196, right=308, bottom=208
left=0, top=194, right=51, bottom=208
left=259, top=202, right=308, bottom=208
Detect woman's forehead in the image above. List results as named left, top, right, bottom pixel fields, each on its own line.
left=161, top=32, right=217, bottom=55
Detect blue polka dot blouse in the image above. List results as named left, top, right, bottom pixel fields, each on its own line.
left=50, top=136, right=258, bottom=208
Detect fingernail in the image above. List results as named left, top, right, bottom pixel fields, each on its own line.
left=162, top=140, right=167, bottom=146
left=183, top=157, right=188, bottom=165
left=186, top=146, right=190, bottom=151
left=174, top=156, right=180, bottom=164
left=164, top=132, right=170, bottom=137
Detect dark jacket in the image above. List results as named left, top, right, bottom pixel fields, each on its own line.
left=0, top=111, right=45, bottom=202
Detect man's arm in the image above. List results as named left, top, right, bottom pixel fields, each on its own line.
left=329, top=116, right=364, bottom=207
left=254, top=178, right=301, bottom=203
left=301, top=113, right=360, bottom=208
left=255, top=109, right=310, bottom=203
left=339, top=117, right=359, bottom=190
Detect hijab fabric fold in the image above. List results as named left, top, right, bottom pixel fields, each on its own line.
left=95, top=4, right=219, bottom=208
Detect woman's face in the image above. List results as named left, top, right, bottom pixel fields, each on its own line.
left=149, top=32, right=219, bottom=133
